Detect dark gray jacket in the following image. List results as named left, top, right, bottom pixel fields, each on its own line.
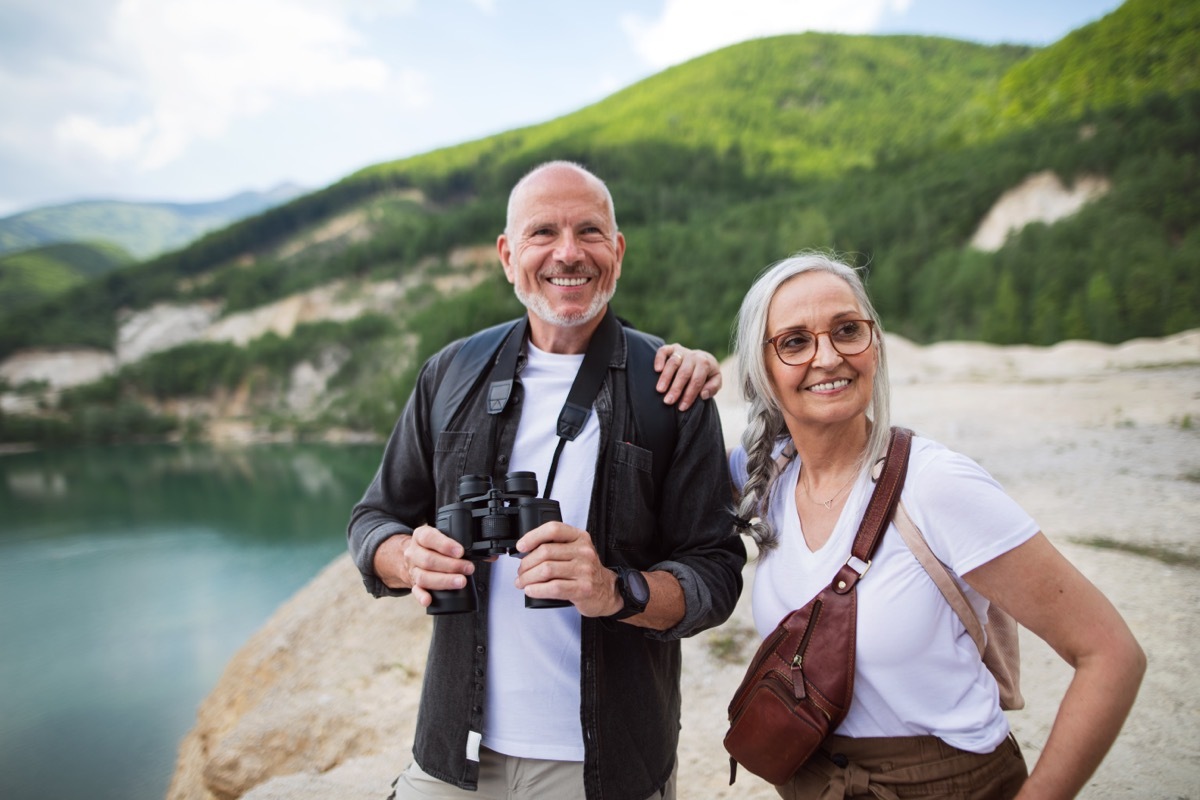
left=347, top=321, right=745, bottom=800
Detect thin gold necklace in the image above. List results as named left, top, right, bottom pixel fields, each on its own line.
left=799, top=466, right=857, bottom=510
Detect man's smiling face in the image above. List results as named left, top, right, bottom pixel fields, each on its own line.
left=498, top=163, right=624, bottom=351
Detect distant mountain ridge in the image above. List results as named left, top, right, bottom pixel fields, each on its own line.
left=0, top=183, right=306, bottom=260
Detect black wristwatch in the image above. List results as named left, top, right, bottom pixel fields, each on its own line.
left=607, top=566, right=650, bottom=620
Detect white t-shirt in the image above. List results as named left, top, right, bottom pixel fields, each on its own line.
left=482, top=343, right=599, bottom=761
left=732, top=435, right=1039, bottom=753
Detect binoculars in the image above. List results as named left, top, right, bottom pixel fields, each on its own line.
left=428, top=472, right=567, bottom=615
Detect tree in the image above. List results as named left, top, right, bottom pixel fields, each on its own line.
left=1084, top=273, right=1120, bottom=342
left=982, top=272, right=1024, bottom=344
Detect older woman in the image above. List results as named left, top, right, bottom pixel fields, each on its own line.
left=729, top=252, right=1144, bottom=799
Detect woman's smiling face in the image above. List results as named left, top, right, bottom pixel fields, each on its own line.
left=764, top=270, right=878, bottom=433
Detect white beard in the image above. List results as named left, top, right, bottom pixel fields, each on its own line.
left=514, top=280, right=616, bottom=328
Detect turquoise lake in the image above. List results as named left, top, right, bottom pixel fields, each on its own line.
left=0, top=443, right=383, bottom=800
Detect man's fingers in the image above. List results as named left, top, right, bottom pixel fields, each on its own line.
left=515, top=539, right=583, bottom=576
left=411, top=585, right=434, bottom=607
left=413, top=524, right=465, bottom=558
left=513, top=522, right=604, bottom=604
left=409, top=563, right=471, bottom=591
left=405, top=524, right=474, bottom=598
left=515, top=555, right=572, bottom=586
left=407, top=544, right=474, bottom=576
left=515, top=521, right=582, bottom=554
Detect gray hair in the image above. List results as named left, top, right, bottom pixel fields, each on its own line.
left=731, top=251, right=892, bottom=552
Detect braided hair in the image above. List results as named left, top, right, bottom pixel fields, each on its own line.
left=731, top=252, right=892, bottom=553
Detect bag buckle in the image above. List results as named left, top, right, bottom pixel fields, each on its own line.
left=834, top=556, right=871, bottom=591
left=846, top=555, right=871, bottom=577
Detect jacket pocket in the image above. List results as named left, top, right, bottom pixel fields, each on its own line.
left=608, top=440, right=657, bottom=553
left=434, top=430, right=473, bottom=505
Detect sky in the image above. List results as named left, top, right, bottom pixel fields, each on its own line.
left=0, top=0, right=1126, bottom=217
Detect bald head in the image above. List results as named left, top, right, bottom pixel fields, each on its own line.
left=505, top=161, right=618, bottom=239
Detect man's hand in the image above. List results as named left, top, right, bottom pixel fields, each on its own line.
left=375, top=526, right=476, bottom=607
left=654, top=344, right=722, bottom=411
left=513, top=522, right=622, bottom=618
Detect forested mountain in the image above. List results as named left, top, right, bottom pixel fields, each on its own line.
left=0, top=183, right=305, bottom=260
left=1, top=0, right=1196, bottom=446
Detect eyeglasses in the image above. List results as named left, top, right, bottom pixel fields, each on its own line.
left=764, top=319, right=875, bottom=366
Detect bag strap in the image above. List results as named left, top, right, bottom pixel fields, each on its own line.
left=623, top=327, right=678, bottom=490
left=831, top=426, right=913, bottom=595
left=429, top=319, right=522, bottom=438
left=893, top=501, right=988, bottom=658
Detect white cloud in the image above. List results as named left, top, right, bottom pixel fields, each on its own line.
left=622, top=0, right=913, bottom=68
left=53, top=115, right=154, bottom=163
left=52, top=0, right=408, bottom=171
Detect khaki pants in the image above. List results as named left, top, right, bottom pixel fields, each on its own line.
left=777, top=733, right=1027, bottom=799
left=390, top=747, right=677, bottom=800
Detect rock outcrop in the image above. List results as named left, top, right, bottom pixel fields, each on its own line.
left=166, top=556, right=428, bottom=800
left=969, top=170, right=1110, bottom=251
left=0, top=243, right=499, bottom=397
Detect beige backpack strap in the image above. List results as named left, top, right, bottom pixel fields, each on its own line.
left=893, top=501, right=987, bottom=657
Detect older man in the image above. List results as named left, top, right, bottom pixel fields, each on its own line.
left=348, top=161, right=745, bottom=800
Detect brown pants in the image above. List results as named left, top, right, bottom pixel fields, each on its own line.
left=776, top=733, right=1027, bottom=800
left=390, top=748, right=677, bottom=800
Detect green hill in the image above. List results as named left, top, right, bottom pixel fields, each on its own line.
left=985, top=0, right=1200, bottom=130
left=410, top=33, right=1035, bottom=181
left=0, top=241, right=134, bottom=315
left=1, top=0, right=1196, bottom=446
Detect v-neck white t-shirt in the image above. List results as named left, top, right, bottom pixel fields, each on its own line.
left=482, top=343, right=600, bottom=762
left=732, top=435, right=1039, bottom=753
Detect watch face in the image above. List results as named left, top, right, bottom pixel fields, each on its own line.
left=610, top=566, right=650, bottom=620
left=626, top=569, right=650, bottom=605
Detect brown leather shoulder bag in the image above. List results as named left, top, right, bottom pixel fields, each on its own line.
left=724, top=427, right=913, bottom=786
